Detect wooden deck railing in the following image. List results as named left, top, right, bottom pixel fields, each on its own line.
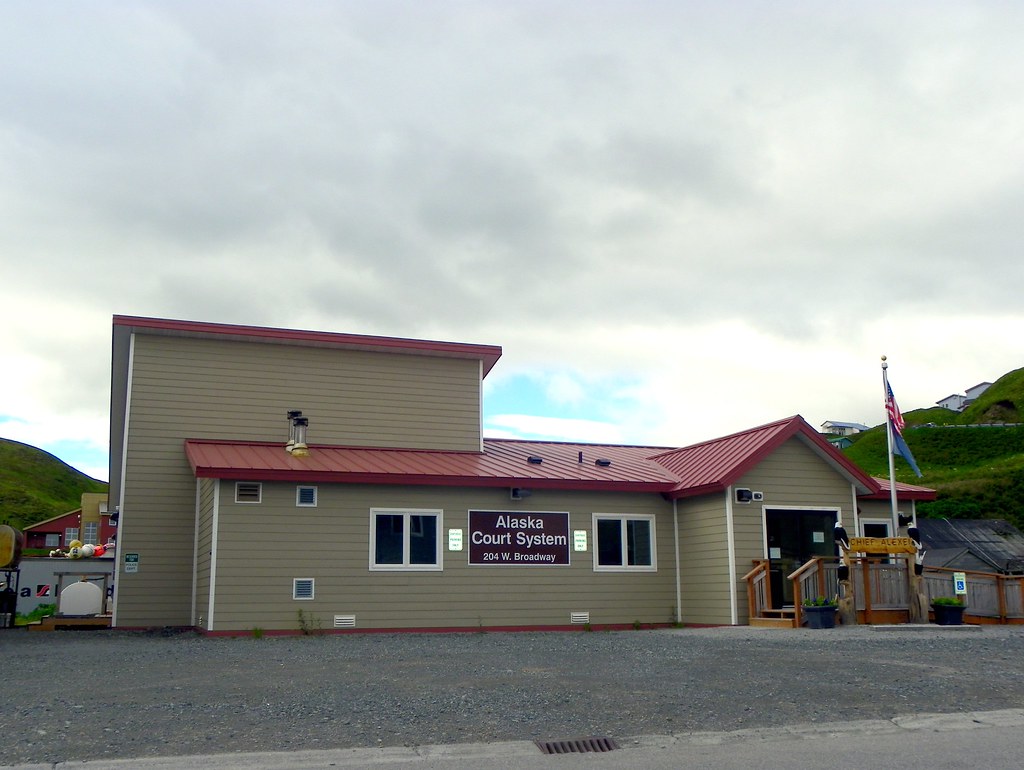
left=743, top=559, right=770, bottom=621
left=745, top=556, right=1024, bottom=625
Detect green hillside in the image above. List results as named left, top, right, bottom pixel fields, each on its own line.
left=0, top=438, right=108, bottom=531
left=843, top=367, right=1024, bottom=529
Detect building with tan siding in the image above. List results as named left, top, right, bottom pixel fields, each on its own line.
left=107, top=316, right=933, bottom=633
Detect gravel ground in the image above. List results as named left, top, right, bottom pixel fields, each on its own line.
left=2, top=625, right=1024, bottom=766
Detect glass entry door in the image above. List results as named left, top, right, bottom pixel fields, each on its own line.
left=766, top=509, right=837, bottom=608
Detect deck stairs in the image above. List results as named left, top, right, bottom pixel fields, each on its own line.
left=749, top=607, right=797, bottom=628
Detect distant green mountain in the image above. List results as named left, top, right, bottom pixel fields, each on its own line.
left=842, top=367, right=1024, bottom=530
left=0, top=438, right=108, bottom=531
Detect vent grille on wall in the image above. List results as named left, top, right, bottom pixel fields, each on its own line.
left=333, top=615, right=356, bottom=628
left=292, top=578, right=315, bottom=600
left=570, top=611, right=590, bottom=624
left=235, top=482, right=262, bottom=503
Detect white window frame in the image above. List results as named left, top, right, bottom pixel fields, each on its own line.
left=369, top=508, right=443, bottom=571
left=296, top=485, right=318, bottom=507
left=45, top=533, right=60, bottom=548
left=860, top=518, right=892, bottom=538
left=592, top=513, right=657, bottom=572
left=234, top=482, right=262, bottom=504
left=860, top=517, right=895, bottom=564
left=292, top=578, right=315, bottom=600
left=83, top=522, right=99, bottom=544
left=65, top=527, right=79, bottom=545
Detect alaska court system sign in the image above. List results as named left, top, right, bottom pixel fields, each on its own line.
left=468, top=511, right=570, bottom=565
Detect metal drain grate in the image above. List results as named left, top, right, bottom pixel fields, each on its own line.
left=534, top=736, right=620, bottom=755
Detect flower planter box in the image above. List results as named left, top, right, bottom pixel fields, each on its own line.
left=803, top=605, right=837, bottom=629
left=932, top=603, right=965, bottom=626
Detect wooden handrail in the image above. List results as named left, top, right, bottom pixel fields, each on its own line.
left=787, top=556, right=822, bottom=582
left=742, top=559, right=770, bottom=581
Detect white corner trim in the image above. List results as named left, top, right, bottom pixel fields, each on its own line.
left=725, top=487, right=738, bottom=626
left=208, top=482, right=220, bottom=631
left=111, top=332, right=135, bottom=628
left=191, top=479, right=200, bottom=627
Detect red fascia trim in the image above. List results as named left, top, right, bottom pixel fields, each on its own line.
left=859, top=489, right=937, bottom=501
left=113, top=315, right=503, bottom=375
left=191, top=466, right=673, bottom=494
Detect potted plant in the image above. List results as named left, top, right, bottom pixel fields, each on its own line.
left=802, top=596, right=838, bottom=629
left=931, top=596, right=966, bottom=626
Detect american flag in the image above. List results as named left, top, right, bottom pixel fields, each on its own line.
left=886, top=382, right=905, bottom=434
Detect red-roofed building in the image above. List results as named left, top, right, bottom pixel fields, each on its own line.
left=108, top=316, right=933, bottom=632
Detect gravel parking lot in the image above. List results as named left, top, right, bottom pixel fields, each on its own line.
left=3, top=625, right=1024, bottom=766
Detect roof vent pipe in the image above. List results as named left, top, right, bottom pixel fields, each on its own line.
left=578, top=451, right=584, bottom=464
left=286, top=410, right=303, bottom=450
left=290, top=417, right=309, bottom=457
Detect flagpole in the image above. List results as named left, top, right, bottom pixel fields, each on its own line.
left=881, top=356, right=899, bottom=535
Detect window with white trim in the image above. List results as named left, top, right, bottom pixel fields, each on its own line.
left=235, top=482, right=262, bottom=504
left=83, top=522, right=98, bottom=544
left=293, top=578, right=315, bottom=600
left=296, top=485, right=317, bottom=507
left=65, top=527, right=79, bottom=546
left=45, top=533, right=60, bottom=548
left=593, top=513, right=656, bottom=571
left=370, top=509, right=443, bottom=570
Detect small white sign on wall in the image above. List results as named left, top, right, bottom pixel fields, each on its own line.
left=573, top=530, right=588, bottom=552
left=812, top=531, right=825, bottom=543
left=448, top=529, right=463, bottom=551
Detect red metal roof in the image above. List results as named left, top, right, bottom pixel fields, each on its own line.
left=184, top=415, right=908, bottom=500
left=113, top=316, right=503, bottom=376
left=651, top=415, right=881, bottom=498
left=185, top=438, right=681, bottom=493
left=863, top=477, right=937, bottom=501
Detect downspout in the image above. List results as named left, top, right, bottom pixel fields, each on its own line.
left=725, top=487, right=738, bottom=625
left=673, top=498, right=682, bottom=626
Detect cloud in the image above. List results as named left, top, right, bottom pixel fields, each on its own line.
left=1, top=2, right=1022, bottom=473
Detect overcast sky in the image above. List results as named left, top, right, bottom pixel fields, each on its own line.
left=2, top=2, right=1023, bottom=482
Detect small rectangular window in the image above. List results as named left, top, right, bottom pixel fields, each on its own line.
left=65, top=528, right=79, bottom=546
left=296, top=486, right=317, bottom=507
left=293, top=578, right=315, bottom=600
left=45, top=533, right=60, bottom=548
left=83, top=522, right=99, bottom=544
left=235, top=482, right=262, bottom=504
left=593, top=513, right=656, bottom=572
left=370, top=509, right=443, bottom=571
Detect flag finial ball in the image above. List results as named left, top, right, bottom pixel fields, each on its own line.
left=881, top=355, right=887, bottom=361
